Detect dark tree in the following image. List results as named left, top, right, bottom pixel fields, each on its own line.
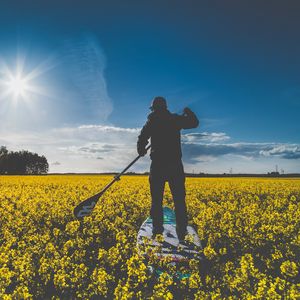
left=0, top=147, right=49, bottom=175
left=0, top=146, right=8, bottom=155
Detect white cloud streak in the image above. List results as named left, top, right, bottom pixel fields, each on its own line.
left=60, top=33, right=113, bottom=122
left=182, top=142, right=300, bottom=164
left=182, top=132, right=230, bottom=143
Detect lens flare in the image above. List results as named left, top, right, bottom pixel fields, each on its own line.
left=0, top=53, right=54, bottom=105
left=7, top=73, right=30, bottom=98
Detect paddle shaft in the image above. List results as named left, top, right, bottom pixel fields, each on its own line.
left=94, top=144, right=151, bottom=199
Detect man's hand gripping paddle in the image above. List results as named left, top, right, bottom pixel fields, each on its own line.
left=73, top=145, right=151, bottom=219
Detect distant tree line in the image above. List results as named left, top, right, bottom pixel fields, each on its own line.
left=0, top=146, right=48, bottom=175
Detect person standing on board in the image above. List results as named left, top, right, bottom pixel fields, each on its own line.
left=137, top=96, right=199, bottom=241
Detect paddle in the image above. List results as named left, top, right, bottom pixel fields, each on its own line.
left=73, top=144, right=151, bottom=219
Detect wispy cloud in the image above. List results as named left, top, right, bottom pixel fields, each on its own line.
left=259, top=145, right=300, bottom=159
left=182, top=132, right=230, bottom=143
left=78, top=125, right=140, bottom=133
left=60, top=33, right=113, bottom=123
left=59, top=143, right=119, bottom=158
left=182, top=142, right=300, bottom=163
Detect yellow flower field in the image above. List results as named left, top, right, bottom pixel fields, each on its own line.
left=0, top=175, right=299, bottom=299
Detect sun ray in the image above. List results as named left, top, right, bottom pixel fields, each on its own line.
left=0, top=55, right=54, bottom=103
left=24, top=55, right=58, bottom=82
left=16, top=51, right=26, bottom=78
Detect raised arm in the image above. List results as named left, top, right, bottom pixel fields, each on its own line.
left=178, top=107, right=199, bottom=129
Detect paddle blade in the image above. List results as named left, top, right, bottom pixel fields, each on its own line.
left=74, top=193, right=101, bottom=219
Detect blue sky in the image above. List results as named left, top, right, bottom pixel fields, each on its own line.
left=0, top=1, right=299, bottom=173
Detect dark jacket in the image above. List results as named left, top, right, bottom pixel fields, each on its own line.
left=137, top=108, right=199, bottom=162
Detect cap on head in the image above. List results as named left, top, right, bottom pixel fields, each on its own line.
left=150, top=96, right=167, bottom=111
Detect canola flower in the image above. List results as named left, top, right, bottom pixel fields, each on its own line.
left=0, top=175, right=299, bottom=299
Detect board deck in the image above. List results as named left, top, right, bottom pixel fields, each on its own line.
left=137, top=206, right=202, bottom=261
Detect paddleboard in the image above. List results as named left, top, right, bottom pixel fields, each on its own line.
left=137, top=206, right=202, bottom=262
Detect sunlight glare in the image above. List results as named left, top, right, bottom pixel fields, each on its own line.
left=7, top=74, right=30, bottom=98
left=0, top=54, right=54, bottom=104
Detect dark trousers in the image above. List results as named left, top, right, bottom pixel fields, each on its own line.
left=149, top=159, right=188, bottom=238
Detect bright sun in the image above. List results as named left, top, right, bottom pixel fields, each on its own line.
left=0, top=55, right=51, bottom=104
left=7, top=74, right=30, bottom=98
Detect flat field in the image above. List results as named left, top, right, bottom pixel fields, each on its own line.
left=0, top=176, right=299, bottom=299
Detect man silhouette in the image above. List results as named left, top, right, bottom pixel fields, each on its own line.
left=137, top=96, right=199, bottom=241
